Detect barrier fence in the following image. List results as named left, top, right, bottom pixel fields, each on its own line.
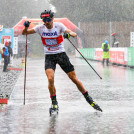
left=75, top=47, right=134, bottom=67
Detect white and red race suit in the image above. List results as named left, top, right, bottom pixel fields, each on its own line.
left=33, top=22, right=67, bottom=55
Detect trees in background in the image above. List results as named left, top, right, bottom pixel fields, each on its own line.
left=1, top=0, right=134, bottom=51
left=50, top=0, right=134, bottom=48
left=50, top=0, right=134, bottom=24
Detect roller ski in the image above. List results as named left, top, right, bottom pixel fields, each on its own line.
left=83, top=91, right=103, bottom=112
left=49, top=104, right=59, bottom=116
left=49, top=95, right=59, bottom=116
left=90, top=102, right=102, bottom=112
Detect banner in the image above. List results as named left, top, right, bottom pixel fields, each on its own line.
left=95, top=48, right=103, bottom=60
left=77, top=47, right=128, bottom=66
left=127, top=47, right=134, bottom=66
left=13, top=37, right=18, bottom=54
left=130, top=32, right=134, bottom=47
left=78, top=48, right=95, bottom=59
left=0, top=28, right=14, bottom=60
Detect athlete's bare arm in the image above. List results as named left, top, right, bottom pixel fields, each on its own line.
left=65, top=29, right=77, bottom=37
left=22, top=27, right=36, bottom=35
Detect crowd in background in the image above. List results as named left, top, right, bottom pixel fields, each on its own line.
left=0, top=41, right=13, bottom=72
left=0, top=41, right=31, bottom=72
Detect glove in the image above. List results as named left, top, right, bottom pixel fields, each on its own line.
left=24, top=21, right=31, bottom=27
left=63, top=33, right=70, bottom=39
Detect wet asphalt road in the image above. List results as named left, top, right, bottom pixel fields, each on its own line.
left=0, top=57, right=134, bottom=134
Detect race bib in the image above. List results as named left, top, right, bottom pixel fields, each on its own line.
left=45, top=39, right=57, bottom=46
left=41, top=35, right=63, bottom=46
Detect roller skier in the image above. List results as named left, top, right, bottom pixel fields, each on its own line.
left=22, top=10, right=102, bottom=115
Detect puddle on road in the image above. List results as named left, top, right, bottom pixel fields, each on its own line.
left=0, top=58, right=134, bottom=134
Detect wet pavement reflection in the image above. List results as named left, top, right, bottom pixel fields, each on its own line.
left=0, top=57, right=134, bottom=134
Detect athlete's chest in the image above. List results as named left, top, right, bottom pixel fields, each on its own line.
left=40, top=26, right=61, bottom=37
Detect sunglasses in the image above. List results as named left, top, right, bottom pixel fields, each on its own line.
left=43, top=17, right=52, bottom=22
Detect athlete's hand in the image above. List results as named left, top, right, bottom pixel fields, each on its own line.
left=63, top=33, right=70, bottom=39
left=24, top=21, right=31, bottom=28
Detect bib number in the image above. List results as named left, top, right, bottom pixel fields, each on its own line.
left=45, top=39, right=57, bottom=46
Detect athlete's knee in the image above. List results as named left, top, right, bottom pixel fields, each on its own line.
left=68, top=72, right=77, bottom=83
left=47, top=76, right=54, bottom=84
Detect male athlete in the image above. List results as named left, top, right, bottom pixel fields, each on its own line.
left=22, top=10, right=102, bottom=112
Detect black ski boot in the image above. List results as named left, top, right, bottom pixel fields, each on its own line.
left=83, top=92, right=102, bottom=112
left=49, top=95, right=59, bottom=116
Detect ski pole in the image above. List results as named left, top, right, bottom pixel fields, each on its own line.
left=24, top=31, right=28, bottom=105
left=68, top=38, right=102, bottom=79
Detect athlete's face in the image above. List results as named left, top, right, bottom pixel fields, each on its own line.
left=43, top=17, right=54, bottom=29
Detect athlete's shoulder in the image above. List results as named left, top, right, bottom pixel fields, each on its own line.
left=54, top=22, right=65, bottom=27
left=33, top=24, right=45, bottom=33
left=33, top=23, right=44, bottom=29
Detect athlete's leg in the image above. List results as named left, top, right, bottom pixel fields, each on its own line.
left=57, top=52, right=102, bottom=111
left=67, top=71, right=102, bottom=112
left=45, top=69, right=56, bottom=96
left=67, top=71, right=86, bottom=93
left=45, top=54, right=59, bottom=111
left=45, top=69, right=58, bottom=106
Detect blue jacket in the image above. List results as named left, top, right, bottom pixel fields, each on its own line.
left=3, top=46, right=9, bottom=56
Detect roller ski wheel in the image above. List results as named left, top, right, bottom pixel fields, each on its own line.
left=49, top=105, right=59, bottom=116
left=91, top=102, right=103, bottom=112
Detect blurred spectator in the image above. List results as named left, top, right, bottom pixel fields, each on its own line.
left=101, top=40, right=110, bottom=66
left=114, top=41, right=119, bottom=47
left=2, top=41, right=9, bottom=72
left=7, top=41, right=13, bottom=66
left=112, top=33, right=119, bottom=47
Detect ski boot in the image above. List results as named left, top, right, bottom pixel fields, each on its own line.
left=90, top=102, right=102, bottom=112
left=49, top=95, right=59, bottom=116
left=83, top=91, right=103, bottom=112
left=49, top=104, right=59, bottom=116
